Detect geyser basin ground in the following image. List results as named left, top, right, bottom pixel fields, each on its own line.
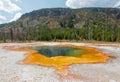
left=0, top=42, right=119, bottom=82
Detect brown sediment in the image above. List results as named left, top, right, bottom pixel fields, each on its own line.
left=3, top=44, right=115, bottom=79
left=56, top=69, right=83, bottom=80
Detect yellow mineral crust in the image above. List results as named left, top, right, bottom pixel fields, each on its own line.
left=23, top=45, right=114, bottom=71
left=3, top=45, right=114, bottom=71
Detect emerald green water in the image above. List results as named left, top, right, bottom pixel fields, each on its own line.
left=31, top=46, right=88, bottom=57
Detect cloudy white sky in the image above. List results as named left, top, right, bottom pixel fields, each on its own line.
left=0, top=0, right=120, bottom=24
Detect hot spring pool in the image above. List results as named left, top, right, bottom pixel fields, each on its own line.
left=23, top=45, right=111, bottom=71
left=30, top=46, right=88, bottom=57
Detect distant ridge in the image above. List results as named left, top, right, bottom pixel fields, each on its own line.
left=1, top=8, right=120, bottom=29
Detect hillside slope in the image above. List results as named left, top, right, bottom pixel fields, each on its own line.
left=0, top=8, right=120, bottom=42
left=1, top=8, right=120, bottom=28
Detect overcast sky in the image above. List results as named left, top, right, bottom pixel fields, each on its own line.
left=0, top=0, right=120, bottom=24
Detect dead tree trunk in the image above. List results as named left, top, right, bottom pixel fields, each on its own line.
left=2, top=30, right=6, bottom=43
left=10, top=28, right=14, bottom=42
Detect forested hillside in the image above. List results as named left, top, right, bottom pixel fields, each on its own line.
left=0, top=8, right=120, bottom=42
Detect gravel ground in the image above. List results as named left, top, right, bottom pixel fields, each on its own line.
left=0, top=42, right=120, bottom=82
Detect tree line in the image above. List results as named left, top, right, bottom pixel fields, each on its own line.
left=0, top=24, right=120, bottom=42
